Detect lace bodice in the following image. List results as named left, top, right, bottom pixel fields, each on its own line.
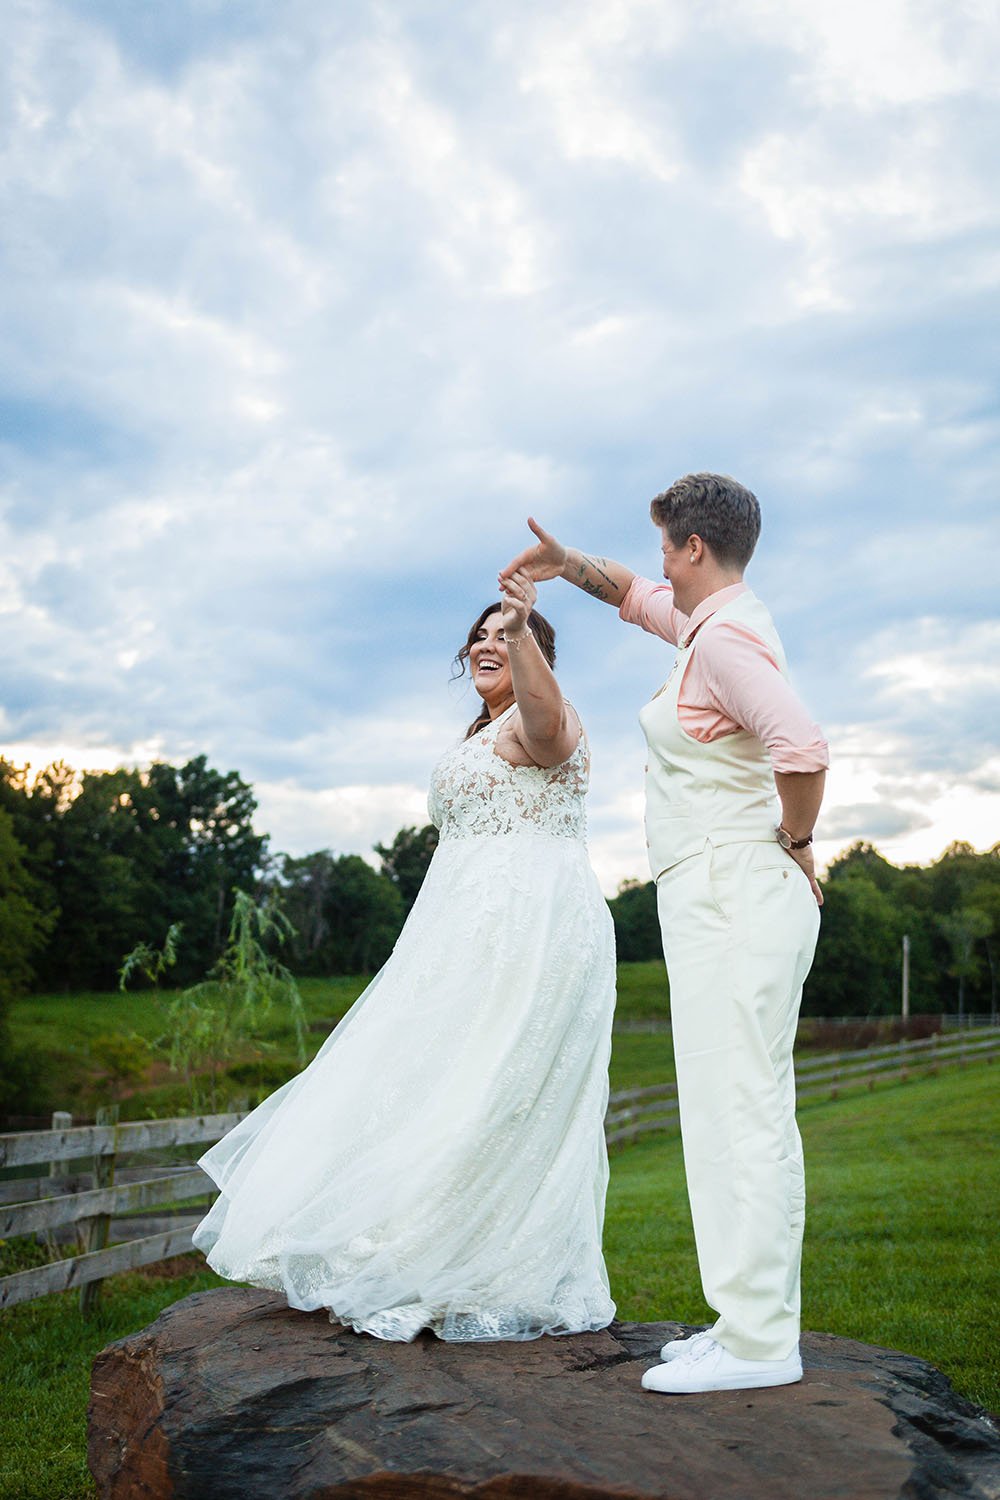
left=428, top=704, right=589, bottom=842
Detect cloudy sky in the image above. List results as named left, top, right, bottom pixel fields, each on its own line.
left=2, top=0, right=998, bottom=893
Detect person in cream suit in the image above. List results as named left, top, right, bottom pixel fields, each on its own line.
left=501, top=472, right=827, bottom=1394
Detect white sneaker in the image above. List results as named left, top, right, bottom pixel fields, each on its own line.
left=659, top=1329, right=713, bottom=1362
left=641, top=1337, right=802, bottom=1394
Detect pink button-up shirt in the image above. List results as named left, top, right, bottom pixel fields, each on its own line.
left=619, top=577, right=829, bottom=774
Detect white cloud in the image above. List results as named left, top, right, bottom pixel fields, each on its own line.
left=865, top=620, right=1000, bottom=703
left=1, top=0, right=997, bottom=908
left=737, top=0, right=988, bottom=109
left=730, top=0, right=1000, bottom=314
left=254, top=779, right=430, bottom=868
left=0, top=734, right=168, bottom=777
left=511, top=0, right=684, bottom=183
left=815, top=722, right=1000, bottom=873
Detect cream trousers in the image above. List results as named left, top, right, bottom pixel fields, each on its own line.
left=656, top=839, right=821, bottom=1361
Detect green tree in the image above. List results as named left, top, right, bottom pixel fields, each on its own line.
left=119, top=756, right=267, bottom=983
left=121, top=891, right=307, bottom=1112
left=937, top=907, right=992, bottom=1021
left=274, top=850, right=336, bottom=970
left=804, top=873, right=908, bottom=1016
left=607, top=879, right=661, bottom=962
left=322, top=855, right=404, bottom=972
left=825, top=840, right=902, bottom=894
left=0, top=806, right=57, bottom=1112
left=37, top=767, right=144, bottom=991
left=967, top=869, right=1000, bottom=1022
left=275, top=851, right=404, bottom=974
left=0, top=755, right=268, bottom=989
left=375, top=824, right=439, bottom=912
left=927, top=843, right=1000, bottom=1015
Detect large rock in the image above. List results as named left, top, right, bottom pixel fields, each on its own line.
left=88, top=1287, right=1000, bottom=1500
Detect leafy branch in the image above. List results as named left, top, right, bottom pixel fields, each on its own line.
left=120, top=891, right=307, bottom=1112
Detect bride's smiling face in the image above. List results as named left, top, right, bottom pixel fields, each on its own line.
left=469, top=609, right=514, bottom=711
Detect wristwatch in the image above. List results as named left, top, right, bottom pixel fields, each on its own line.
left=776, top=825, right=813, bottom=851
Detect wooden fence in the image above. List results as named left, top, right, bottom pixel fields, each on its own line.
left=604, top=1027, right=1000, bottom=1143
left=0, top=1107, right=248, bottom=1314
left=2, top=1027, right=997, bottom=1313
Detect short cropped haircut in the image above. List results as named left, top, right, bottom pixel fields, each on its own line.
left=649, top=472, right=761, bottom=569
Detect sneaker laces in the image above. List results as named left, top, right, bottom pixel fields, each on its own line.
left=679, top=1333, right=717, bottom=1364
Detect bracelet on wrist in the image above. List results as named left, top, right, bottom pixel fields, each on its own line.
left=506, top=626, right=534, bottom=651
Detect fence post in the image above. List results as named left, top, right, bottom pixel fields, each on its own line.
left=43, top=1111, right=74, bottom=1257
left=48, top=1110, right=73, bottom=1178
left=79, top=1104, right=119, bottom=1317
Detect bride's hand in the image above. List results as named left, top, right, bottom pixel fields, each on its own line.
left=500, top=569, right=536, bottom=640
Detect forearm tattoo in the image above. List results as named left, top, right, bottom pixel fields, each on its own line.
left=576, top=555, right=620, bottom=601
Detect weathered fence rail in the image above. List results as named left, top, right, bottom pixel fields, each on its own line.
left=603, top=1027, right=1000, bottom=1145
left=613, top=1012, right=999, bottom=1036
left=0, top=1109, right=248, bottom=1313
left=2, top=1028, right=997, bottom=1312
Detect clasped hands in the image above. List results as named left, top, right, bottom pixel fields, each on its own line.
left=498, top=567, right=538, bottom=642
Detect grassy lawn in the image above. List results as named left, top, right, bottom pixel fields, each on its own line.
left=11, top=971, right=677, bottom=1120
left=0, top=1259, right=225, bottom=1500
left=2, top=1062, right=996, bottom=1499
left=604, top=1065, right=1000, bottom=1415
left=613, top=960, right=670, bottom=1022
left=12, top=977, right=367, bottom=1053
left=10, top=962, right=940, bottom=1122
left=608, top=1030, right=675, bottom=1091
left=4, top=969, right=996, bottom=1496
left=9, top=976, right=371, bottom=1121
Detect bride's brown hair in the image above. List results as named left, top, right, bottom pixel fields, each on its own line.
left=452, top=602, right=558, bottom=739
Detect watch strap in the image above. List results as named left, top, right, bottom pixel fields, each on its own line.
left=777, top=825, right=813, bottom=851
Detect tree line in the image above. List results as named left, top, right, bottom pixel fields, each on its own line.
left=2, top=754, right=998, bottom=1070
left=611, top=839, right=1000, bottom=1019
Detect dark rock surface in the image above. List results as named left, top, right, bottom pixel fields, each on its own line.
left=87, top=1287, right=1000, bottom=1500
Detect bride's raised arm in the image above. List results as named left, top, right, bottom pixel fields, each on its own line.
left=500, top=569, right=580, bottom=767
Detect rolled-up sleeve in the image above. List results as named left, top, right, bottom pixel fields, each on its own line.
left=698, top=623, right=830, bottom=773
left=618, top=575, right=687, bottom=646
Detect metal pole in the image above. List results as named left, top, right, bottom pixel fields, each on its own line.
left=902, top=934, right=911, bottom=1022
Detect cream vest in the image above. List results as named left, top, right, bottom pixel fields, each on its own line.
left=638, top=590, right=785, bottom=880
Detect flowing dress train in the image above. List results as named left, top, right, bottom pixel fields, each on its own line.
left=191, top=704, right=617, bottom=1340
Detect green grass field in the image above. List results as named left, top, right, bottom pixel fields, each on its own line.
left=10, top=976, right=368, bottom=1052
left=2, top=1063, right=997, bottom=1500
left=4, top=974, right=997, bottom=1494
left=9, top=961, right=937, bottom=1121
left=604, top=1066, right=1000, bottom=1414
left=8, top=976, right=371, bottom=1121
left=9, top=970, right=678, bottom=1121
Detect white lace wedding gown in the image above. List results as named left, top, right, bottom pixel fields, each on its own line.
left=191, top=703, right=617, bottom=1341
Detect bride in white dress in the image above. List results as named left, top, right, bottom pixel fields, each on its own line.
left=191, top=569, right=617, bottom=1341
